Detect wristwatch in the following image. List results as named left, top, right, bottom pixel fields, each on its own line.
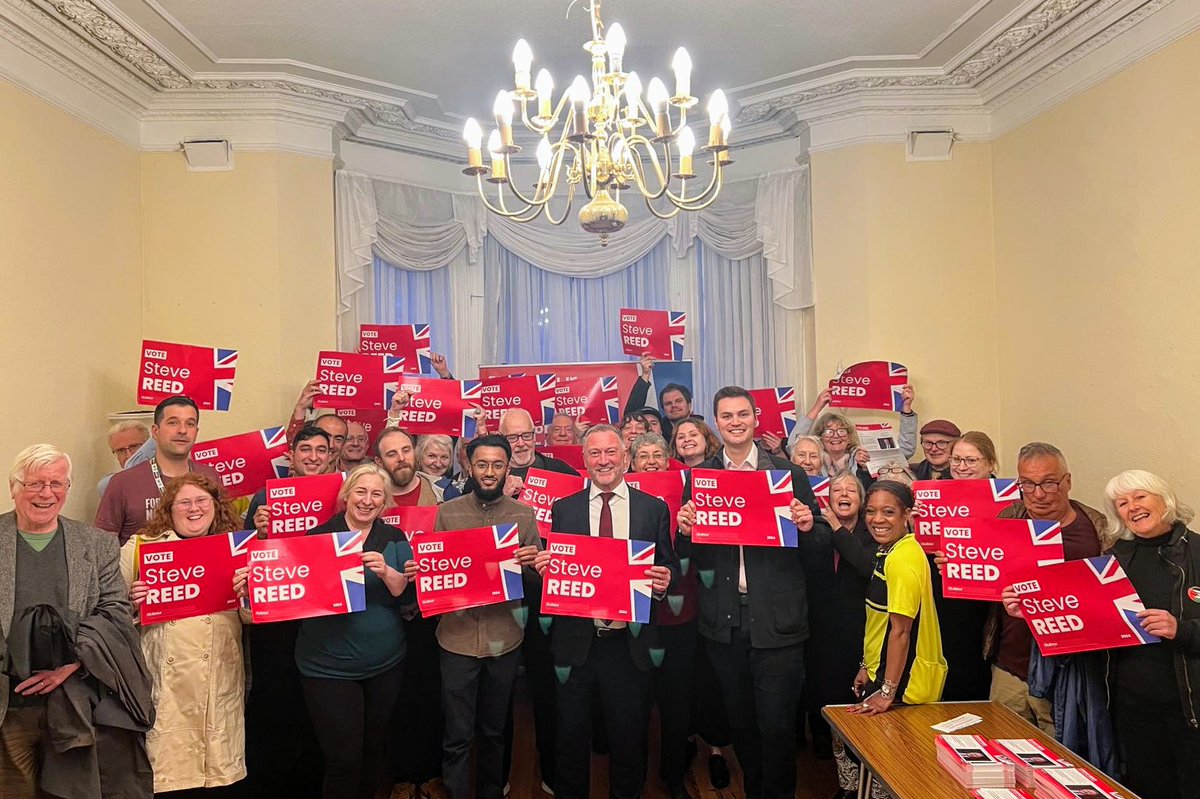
left=879, top=680, right=897, bottom=700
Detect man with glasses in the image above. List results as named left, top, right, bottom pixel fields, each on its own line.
left=338, top=421, right=372, bottom=470
left=990, top=442, right=1106, bottom=732
left=96, top=396, right=220, bottom=544
left=494, top=409, right=579, bottom=499
left=910, top=419, right=961, bottom=480
left=415, top=434, right=541, bottom=799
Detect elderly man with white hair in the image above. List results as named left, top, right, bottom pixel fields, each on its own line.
left=1, top=443, right=152, bottom=796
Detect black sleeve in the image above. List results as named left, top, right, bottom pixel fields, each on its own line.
left=623, top=377, right=652, bottom=416
left=651, top=500, right=680, bottom=595
left=832, top=526, right=877, bottom=577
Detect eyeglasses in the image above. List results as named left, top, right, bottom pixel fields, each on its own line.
left=345, top=435, right=369, bottom=444
left=950, top=456, right=983, bottom=467
left=17, top=479, right=70, bottom=494
left=921, top=439, right=954, bottom=451
left=821, top=428, right=849, bottom=439
left=505, top=432, right=536, bottom=443
left=173, top=497, right=214, bottom=510
left=877, top=467, right=910, bottom=477
left=1018, top=476, right=1068, bottom=495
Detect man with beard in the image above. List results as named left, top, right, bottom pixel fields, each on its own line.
left=404, top=434, right=540, bottom=799
left=95, top=395, right=220, bottom=544
left=376, top=427, right=445, bottom=798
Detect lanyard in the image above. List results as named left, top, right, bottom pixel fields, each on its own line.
left=149, top=457, right=189, bottom=495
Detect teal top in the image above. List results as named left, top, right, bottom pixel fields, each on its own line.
left=294, top=518, right=413, bottom=679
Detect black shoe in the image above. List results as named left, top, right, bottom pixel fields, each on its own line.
left=812, top=732, right=833, bottom=760
left=668, top=784, right=691, bottom=799
left=708, top=753, right=731, bottom=790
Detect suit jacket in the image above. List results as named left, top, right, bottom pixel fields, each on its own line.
left=548, top=484, right=678, bottom=671
left=677, top=447, right=830, bottom=649
left=0, top=511, right=133, bottom=725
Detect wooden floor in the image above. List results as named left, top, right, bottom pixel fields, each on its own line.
left=504, top=675, right=840, bottom=799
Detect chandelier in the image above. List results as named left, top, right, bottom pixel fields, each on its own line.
left=460, top=0, right=733, bottom=245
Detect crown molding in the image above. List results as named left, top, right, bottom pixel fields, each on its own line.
left=0, top=0, right=1196, bottom=165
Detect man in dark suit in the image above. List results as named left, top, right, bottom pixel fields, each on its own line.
left=534, top=424, right=678, bottom=799
left=677, top=386, right=829, bottom=799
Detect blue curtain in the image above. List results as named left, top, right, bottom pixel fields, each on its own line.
left=483, top=237, right=670, bottom=365
left=693, top=241, right=779, bottom=412
left=373, top=254, right=455, bottom=359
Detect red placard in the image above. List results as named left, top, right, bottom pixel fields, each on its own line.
left=192, top=427, right=291, bottom=499
left=247, top=530, right=367, bottom=623
left=912, top=478, right=1021, bottom=553
left=412, top=524, right=525, bottom=616
left=941, top=519, right=1065, bottom=601
left=554, top=375, right=620, bottom=427
left=478, top=374, right=557, bottom=431
left=517, top=468, right=586, bottom=537
left=1011, top=555, right=1160, bottom=656
left=827, top=361, right=908, bottom=412
left=619, top=308, right=686, bottom=360
left=137, top=531, right=256, bottom=625
left=748, top=387, right=798, bottom=440
left=388, top=375, right=482, bottom=438
left=312, top=350, right=405, bottom=411
left=333, top=409, right=390, bottom=451
left=539, top=446, right=585, bottom=472
left=624, top=470, right=687, bottom=539
left=541, top=533, right=655, bottom=623
left=264, top=472, right=345, bottom=538
left=380, top=504, right=439, bottom=541
left=808, top=474, right=830, bottom=510
left=690, top=468, right=798, bottom=547
left=358, top=324, right=432, bottom=373
left=138, top=339, right=238, bottom=411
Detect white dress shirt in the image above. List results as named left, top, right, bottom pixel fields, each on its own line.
left=589, top=480, right=631, bottom=628
left=722, top=445, right=760, bottom=594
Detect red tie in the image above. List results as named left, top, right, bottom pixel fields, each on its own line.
left=599, top=492, right=614, bottom=537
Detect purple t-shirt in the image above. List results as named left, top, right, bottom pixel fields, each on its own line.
left=95, top=459, right=220, bottom=544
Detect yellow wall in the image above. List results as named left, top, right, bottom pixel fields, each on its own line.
left=992, top=29, right=1200, bottom=508
left=140, top=151, right=336, bottom=443
left=809, top=143, right=1001, bottom=441
left=0, top=79, right=143, bottom=521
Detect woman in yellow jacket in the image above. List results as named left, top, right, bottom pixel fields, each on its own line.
left=120, top=472, right=248, bottom=796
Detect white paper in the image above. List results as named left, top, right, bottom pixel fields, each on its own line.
left=856, top=423, right=908, bottom=477
left=931, top=713, right=983, bottom=733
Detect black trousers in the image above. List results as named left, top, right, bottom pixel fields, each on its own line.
left=302, top=660, right=406, bottom=799
left=705, top=609, right=804, bottom=799
left=441, top=647, right=521, bottom=799
left=391, top=616, right=443, bottom=785
left=504, top=603, right=557, bottom=789
left=555, top=631, right=652, bottom=799
left=1116, top=696, right=1200, bottom=799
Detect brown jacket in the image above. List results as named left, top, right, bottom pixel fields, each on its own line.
left=432, top=493, right=540, bottom=658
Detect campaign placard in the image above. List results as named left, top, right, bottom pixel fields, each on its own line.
left=358, top=323, right=432, bottom=373
left=540, top=533, right=655, bottom=623
left=827, top=361, right=908, bottom=412
left=1012, top=555, right=1160, bottom=656
left=312, top=350, right=405, bottom=411
left=554, top=375, right=620, bottom=427
left=478, top=374, right=557, bottom=430
left=387, top=375, right=481, bottom=438
left=264, top=472, right=345, bottom=538
left=138, top=339, right=238, bottom=411
left=247, top=530, right=367, bottom=623
left=912, top=478, right=1021, bottom=553
left=518, top=468, right=587, bottom=537
left=539, top=446, right=585, bottom=472
left=690, top=468, right=798, bottom=547
left=619, top=308, right=686, bottom=360
left=333, top=408, right=390, bottom=451
left=137, top=531, right=257, bottom=625
left=941, top=519, right=1065, bottom=601
left=808, top=474, right=830, bottom=510
left=748, top=386, right=798, bottom=440
left=192, top=427, right=290, bottom=499
left=412, top=524, right=524, bottom=616
left=625, top=470, right=688, bottom=538
left=380, top=504, right=439, bottom=541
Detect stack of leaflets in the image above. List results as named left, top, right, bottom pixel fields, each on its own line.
left=1033, top=767, right=1127, bottom=798
left=934, top=735, right=1015, bottom=789
left=971, top=790, right=1036, bottom=799
left=988, top=739, right=1071, bottom=787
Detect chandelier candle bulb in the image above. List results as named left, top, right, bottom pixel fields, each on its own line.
left=462, top=118, right=485, bottom=173
left=513, top=39, right=533, bottom=93
left=706, top=90, right=729, bottom=149
left=623, top=71, right=642, bottom=120
left=494, top=91, right=515, bottom=148
left=648, top=77, right=670, bottom=138
left=672, top=47, right=692, bottom=102
left=675, top=126, right=696, bottom=177
left=487, top=130, right=507, bottom=182
left=606, top=23, right=626, bottom=73
left=568, top=75, right=590, bottom=137
left=535, top=69, right=554, bottom=119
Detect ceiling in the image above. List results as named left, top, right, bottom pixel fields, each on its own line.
left=1, top=0, right=1195, bottom=160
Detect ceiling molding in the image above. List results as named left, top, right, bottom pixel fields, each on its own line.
left=0, top=0, right=1196, bottom=165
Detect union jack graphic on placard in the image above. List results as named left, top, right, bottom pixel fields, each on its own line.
left=888, top=363, right=907, bottom=411
left=1029, top=520, right=1064, bottom=566
left=1114, top=591, right=1160, bottom=645
left=333, top=530, right=368, bottom=612
left=381, top=355, right=407, bottom=407
left=766, top=470, right=794, bottom=497
left=776, top=387, right=798, bottom=437
left=408, top=324, right=433, bottom=373
left=1085, top=554, right=1129, bottom=585
left=536, top=374, right=558, bottom=427
left=601, top=375, right=621, bottom=424
left=228, top=529, right=257, bottom=557
left=772, top=507, right=800, bottom=548
left=213, top=348, right=238, bottom=411
left=459, top=379, right=482, bottom=438
left=262, top=426, right=292, bottom=479
left=991, top=478, right=1021, bottom=503
left=495, top=524, right=525, bottom=602
left=808, top=475, right=830, bottom=510
left=668, top=311, right=687, bottom=360
left=627, top=539, right=657, bottom=624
